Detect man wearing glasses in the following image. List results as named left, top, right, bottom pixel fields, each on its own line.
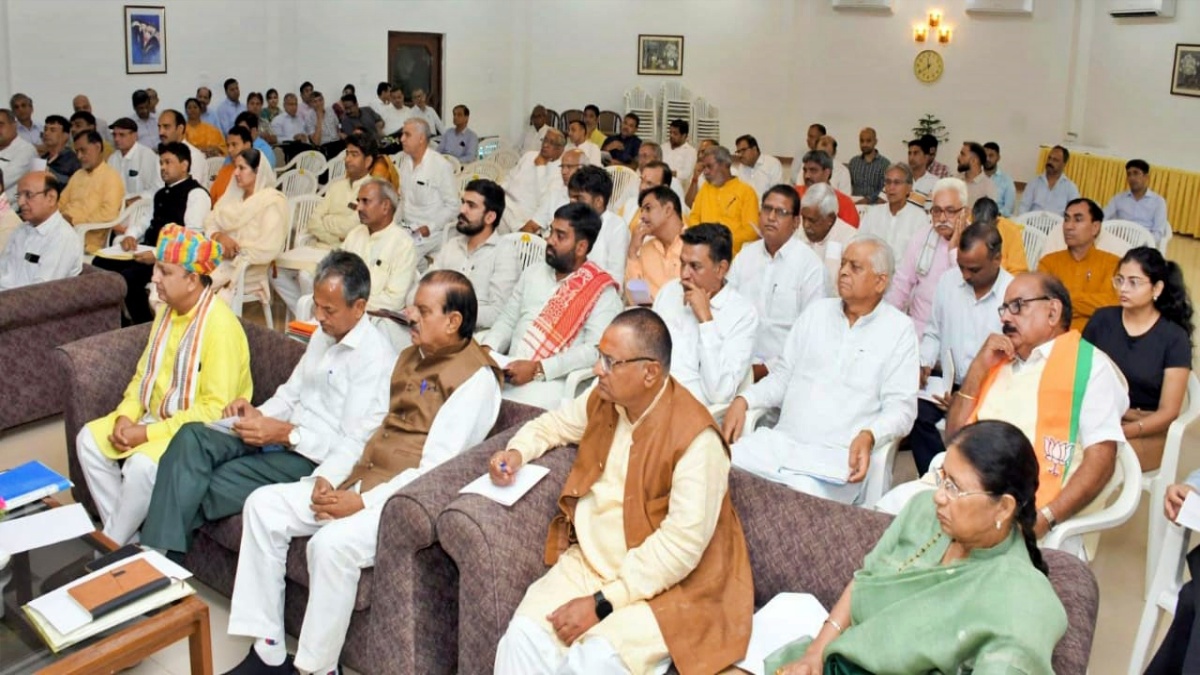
left=731, top=134, right=781, bottom=201
left=0, top=171, right=81, bottom=290
left=881, top=272, right=1127, bottom=555
left=885, top=177, right=969, bottom=337
left=490, top=308, right=753, bottom=675
left=1036, top=197, right=1120, bottom=330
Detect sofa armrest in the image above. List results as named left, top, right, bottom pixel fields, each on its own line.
left=437, top=445, right=578, bottom=675
left=55, top=324, right=153, bottom=515
left=0, top=265, right=124, bottom=331
left=1044, top=549, right=1099, bottom=675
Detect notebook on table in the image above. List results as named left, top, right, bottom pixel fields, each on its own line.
left=67, top=558, right=172, bottom=619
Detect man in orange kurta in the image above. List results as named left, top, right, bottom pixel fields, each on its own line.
left=1036, top=198, right=1119, bottom=331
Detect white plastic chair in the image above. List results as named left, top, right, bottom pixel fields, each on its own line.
left=462, top=161, right=504, bottom=182
left=1128, top=520, right=1192, bottom=674
left=1104, top=219, right=1158, bottom=250
left=737, top=406, right=900, bottom=508
left=491, top=148, right=521, bottom=171
left=1144, top=373, right=1200, bottom=595
left=476, top=137, right=500, bottom=161
left=1038, top=222, right=1132, bottom=260
left=442, top=153, right=462, bottom=175
left=605, top=166, right=639, bottom=215
left=74, top=204, right=136, bottom=258
left=1159, top=225, right=1173, bottom=256
left=206, top=156, right=226, bottom=183
left=503, top=231, right=547, bottom=273
left=1013, top=210, right=1062, bottom=236
left=278, top=150, right=327, bottom=177
left=1021, top=225, right=1047, bottom=270
left=230, top=259, right=275, bottom=330
left=276, top=171, right=319, bottom=199
left=319, top=153, right=347, bottom=196
left=285, top=194, right=323, bottom=250
left=1042, top=441, right=1143, bottom=559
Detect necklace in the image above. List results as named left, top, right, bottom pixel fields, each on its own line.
left=898, top=532, right=945, bottom=572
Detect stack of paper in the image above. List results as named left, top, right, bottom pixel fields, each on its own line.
left=735, top=593, right=829, bottom=675
left=23, top=550, right=196, bottom=653
left=0, top=503, right=95, bottom=556
left=0, top=460, right=72, bottom=511
left=93, top=243, right=155, bottom=260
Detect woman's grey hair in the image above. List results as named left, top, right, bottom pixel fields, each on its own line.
left=887, top=162, right=914, bottom=185
left=849, top=233, right=896, bottom=277
left=702, top=145, right=733, bottom=167
left=314, top=250, right=372, bottom=306
left=363, top=177, right=399, bottom=212
left=800, top=182, right=839, bottom=218
left=403, top=117, right=431, bottom=141
left=932, top=176, right=969, bottom=207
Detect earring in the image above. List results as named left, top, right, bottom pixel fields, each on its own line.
left=995, top=520, right=1002, bottom=530
left=1154, top=295, right=1160, bottom=301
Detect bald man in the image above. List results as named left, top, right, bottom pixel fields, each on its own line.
left=0, top=172, right=82, bottom=289
left=848, top=127, right=890, bottom=204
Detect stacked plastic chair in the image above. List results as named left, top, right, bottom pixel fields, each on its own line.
left=624, top=87, right=658, bottom=143
left=692, top=97, right=721, bottom=145
left=658, top=83, right=694, bottom=143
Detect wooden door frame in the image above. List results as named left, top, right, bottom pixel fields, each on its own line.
left=387, top=31, right=444, bottom=116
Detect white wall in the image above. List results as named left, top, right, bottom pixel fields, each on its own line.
left=1, top=0, right=1195, bottom=181
left=1081, top=1, right=1200, bottom=172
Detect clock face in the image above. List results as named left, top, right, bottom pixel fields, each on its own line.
left=914, top=49, right=944, bottom=83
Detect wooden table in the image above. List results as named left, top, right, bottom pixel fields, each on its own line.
left=3, top=502, right=214, bottom=674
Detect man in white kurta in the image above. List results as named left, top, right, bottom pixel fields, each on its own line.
left=724, top=236, right=919, bottom=504
left=483, top=203, right=623, bottom=409
left=0, top=172, right=82, bottom=290
left=732, top=134, right=782, bottom=200
left=662, top=120, right=697, bottom=186
left=568, top=165, right=629, bottom=285
left=798, top=182, right=857, bottom=298
left=518, top=105, right=551, bottom=155
left=728, top=186, right=825, bottom=380
left=397, top=118, right=458, bottom=260
left=652, top=224, right=757, bottom=407
left=859, top=163, right=929, bottom=263
left=0, top=111, right=36, bottom=203
left=226, top=272, right=501, bottom=675
left=565, top=119, right=602, bottom=168
left=429, top=178, right=521, bottom=330
left=504, top=129, right=567, bottom=235
left=106, top=118, right=162, bottom=204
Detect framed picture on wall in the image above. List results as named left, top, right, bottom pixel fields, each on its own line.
left=638, top=35, right=684, bottom=76
left=125, top=5, right=166, bottom=74
left=1171, top=44, right=1200, bottom=98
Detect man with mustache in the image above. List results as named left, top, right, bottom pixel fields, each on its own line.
left=882, top=272, right=1128, bottom=555
left=1036, top=197, right=1120, bottom=330
left=482, top=202, right=622, bottom=408
left=1018, top=145, right=1080, bottom=216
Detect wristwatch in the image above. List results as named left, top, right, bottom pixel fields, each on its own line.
left=533, top=362, right=546, bottom=382
left=593, top=591, right=613, bottom=620
left=1039, top=505, right=1057, bottom=530
left=288, top=427, right=302, bottom=448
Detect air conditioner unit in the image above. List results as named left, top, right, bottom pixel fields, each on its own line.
left=1109, top=0, right=1176, bottom=18
left=831, top=0, right=893, bottom=12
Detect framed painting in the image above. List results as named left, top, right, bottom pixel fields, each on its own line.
left=638, top=35, right=684, bottom=76
left=1171, top=44, right=1200, bottom=98
left=125, top=5, right=166, bottom=74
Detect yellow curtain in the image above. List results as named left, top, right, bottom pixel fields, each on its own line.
left=1035, top=146, right=1200, bottom=236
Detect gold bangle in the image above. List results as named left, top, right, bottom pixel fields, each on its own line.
left=955, top=391, right=977, bottom=401
left=824, top=617, right=844, bottom=634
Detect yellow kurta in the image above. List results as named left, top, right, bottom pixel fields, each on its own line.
left=60, top=162, right=125, bottom=253
left=589, top=128, right=608, bottom=147
left=507, top=388, right=729, bottom=672
left=186, top=122, right=227, bottom=154
left=686, top=177, right=760, bottom=255
left=1037, top=245, right=1120, bottom=331
left=624, top=234, right=683, bottom=303
left=86, top=295, right=253, bottom=462
left=995, top=216, right=1030, bottom=275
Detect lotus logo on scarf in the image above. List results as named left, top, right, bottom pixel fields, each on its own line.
left=1043, top=436, right=1074, bottom=477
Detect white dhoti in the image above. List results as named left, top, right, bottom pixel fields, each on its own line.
left=730, top=428, right=864, bottom=504
left=226, top=480, right=381, bottom=673
left=495, top=546, right=671, bottom=675
left=76, top=426, right=159, bottom=545
left=501, top=379, right=570, bottom=411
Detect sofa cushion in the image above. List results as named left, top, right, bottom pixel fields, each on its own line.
left=201, top=515, right=375, bottom=611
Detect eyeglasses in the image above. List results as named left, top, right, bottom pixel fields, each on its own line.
left=1113, top=275, right=1149, bottom=291
left=996, top=296, right=1051, bottom=318
left=935, top=468, right=994, bottom=500
left=883, top=178, right=909, bottom=186
left=930, top=206, right=965, bottom=220
left=15, top=190, right=48, bottom=202
left=597, top=352, right=657, bottom=375
left=761, top=205, right=793, bottom=219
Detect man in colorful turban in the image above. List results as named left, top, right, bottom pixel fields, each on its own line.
left=77, top=225, right=253, bottom=545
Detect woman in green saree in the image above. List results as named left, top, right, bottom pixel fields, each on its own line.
left=778, top=420, right=1067, bottom=675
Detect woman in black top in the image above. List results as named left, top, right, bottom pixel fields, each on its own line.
left=1082, top=246, right=1192, bottom=471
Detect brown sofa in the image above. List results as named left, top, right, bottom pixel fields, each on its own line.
left=436, top=446, right=1101, bottom=675
left=1, top=265, right=125, bottom=432
left=55, top=323, right=544, bottom=673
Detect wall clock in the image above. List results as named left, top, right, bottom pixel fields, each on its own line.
left=914, top=49, right=944, bottom=83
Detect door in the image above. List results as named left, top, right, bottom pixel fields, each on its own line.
left=388, top=31, right=443, bottom=115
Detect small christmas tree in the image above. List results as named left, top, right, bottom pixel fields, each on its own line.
left=912, top=114, right=948, bottom=144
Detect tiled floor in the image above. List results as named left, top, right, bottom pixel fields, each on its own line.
left=5, top=232, right=1200, bottom=674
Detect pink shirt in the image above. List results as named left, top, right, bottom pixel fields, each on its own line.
left=884, top=223, right=958, bottom=337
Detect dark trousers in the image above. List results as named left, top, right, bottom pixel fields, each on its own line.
left=1146, top=546, right=1200, bottom=674
left=910, top=399, right=948, bottom=476
left=139, top=423, right=316, bottom=553
left=91, top=255, right=155, bottom=325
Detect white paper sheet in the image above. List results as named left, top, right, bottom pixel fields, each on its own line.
left=626, top=279, right=653, bottom=306
left=459, top=464, right=551, bottom=506
left=488, top=352, right=513, bottom=370
left=26, top=549, right=193, bottom=635
left=0, top=503, right=95, bottom=556
left=735, top=593, right=829, bottom=675
left=1176, top=490, right=1200, bottom=532
left=93, top=244, right=155, bottom=260
left=204, top=416, right=240, bottom=436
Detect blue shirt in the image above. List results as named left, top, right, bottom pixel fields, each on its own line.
left=989, top=168, right=1017, bottom=217
left=1018, top=174, right=1080, bottom=216
left=438, top=127, right=479, bottom=162
left=252, top=137, right=276, bottom=168
left=200, top=109, right=220, bottom=130
left=1104, top=189, right=1169, bottom=243
left=216, top=99, right=248, bottom=136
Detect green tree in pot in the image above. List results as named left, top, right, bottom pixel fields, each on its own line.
left=912, top=114, right=948, bottom=144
